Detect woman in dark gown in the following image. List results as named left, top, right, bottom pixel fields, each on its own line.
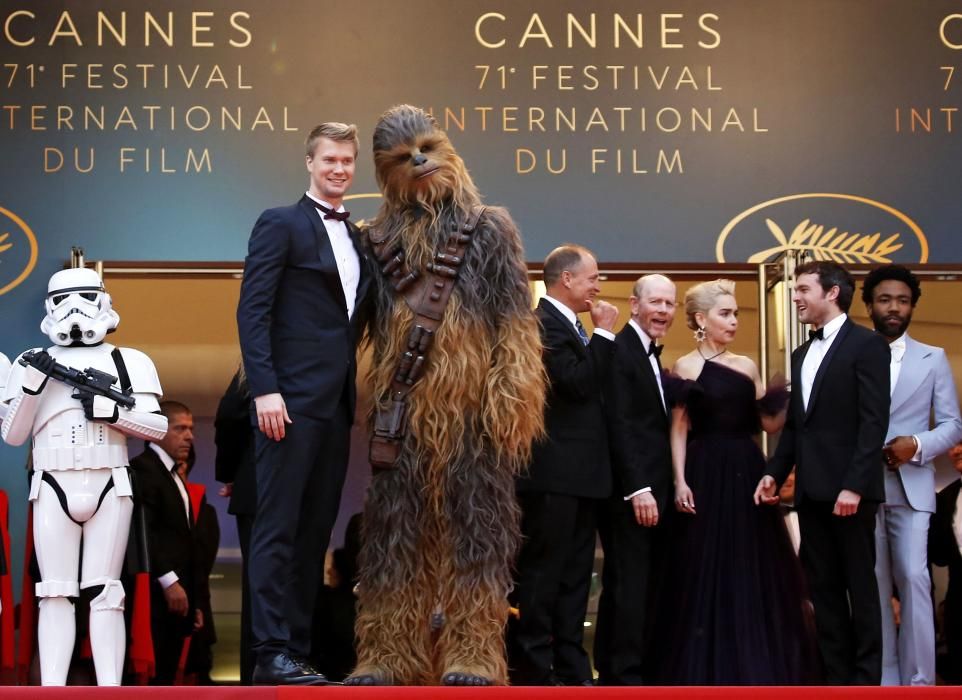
left=651, top=279, right=818, bottom=685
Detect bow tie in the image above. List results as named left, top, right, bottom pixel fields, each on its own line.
left=648, top=343, right=663, bottom=358
left=312, top=200, right=350, bottom=222
left=808, top=328, right=824, bottom=341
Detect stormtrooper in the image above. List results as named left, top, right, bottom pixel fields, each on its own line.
left=1, top=267, right=168, bottom=686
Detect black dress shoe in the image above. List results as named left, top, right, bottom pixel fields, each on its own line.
left=253, top=652, right=331, bottom=686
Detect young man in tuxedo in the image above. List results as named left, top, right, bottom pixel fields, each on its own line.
left=130, top=401, right=204, bottom=685
left=510, top=245, right=618, bottom=686
left=755, top=260, right=891, bottom=685
left=594, top=274, right=676, bottom=685
left=236, top=123, right=370, bottom=685
left=862, top=264, right=962, bottom=685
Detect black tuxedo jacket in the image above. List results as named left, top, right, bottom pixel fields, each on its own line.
left=519, top=298, right=614, bottom=499
left=607, top=324, right=672, bottom=512
left=236, top=195, right=371, bottom=421
left=130, top=447, right=203, bottom=608
left=930, top=479, right=962, bottom=620
left=768, top=318, right=890, bottom=503
left=213, top=370, right=256, bottom=516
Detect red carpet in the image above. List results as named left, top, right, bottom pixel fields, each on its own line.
left=0, top=687, right=958, bottom=698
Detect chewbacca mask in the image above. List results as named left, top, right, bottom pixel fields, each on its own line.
left=348, top=105, right=546, bottom=686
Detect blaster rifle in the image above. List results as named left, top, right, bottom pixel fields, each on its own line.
left=19, top=350, right=136, bottom=410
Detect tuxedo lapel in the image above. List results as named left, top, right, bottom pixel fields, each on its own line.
left=890, top=335, right=931, bottom=414
left=299, top=196, right=349, bottom=312
left=147, top=449, right=192, bottom=530
left=804, top=319, right=852, bottom=422
left=539, top=298, right=587, bottom=355
left=623, top=326, right=667, bottom=419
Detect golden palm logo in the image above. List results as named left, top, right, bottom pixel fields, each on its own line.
left=0, top=205, right=39, bottom=296
left=716, top=193, right=928, bottom=264
left=747, top=218, right=904, bottom=264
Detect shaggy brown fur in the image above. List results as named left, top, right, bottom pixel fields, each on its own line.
left=350, top=105, right=546, bottom=686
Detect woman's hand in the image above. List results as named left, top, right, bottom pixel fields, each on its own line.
left=675, top=482, right=696, bottom=514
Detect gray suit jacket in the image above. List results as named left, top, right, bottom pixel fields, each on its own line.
left=886, top=334, right=962, bottom=512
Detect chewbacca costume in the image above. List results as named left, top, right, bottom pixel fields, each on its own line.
left=348, top=105, right=545, bottom=686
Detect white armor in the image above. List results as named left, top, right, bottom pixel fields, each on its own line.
left=0, top=352, right=10, bottom=423
left=0, top=269, right=167, bottom=686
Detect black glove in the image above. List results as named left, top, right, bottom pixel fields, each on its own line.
left=21, top=349, right=57, bottom=394
left=72, top=389, right=120, bottom=424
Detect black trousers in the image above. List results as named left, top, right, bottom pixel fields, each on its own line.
left=797, top=499, right=882, bottom=685
left=594, top=496, right=663, bottom=685
left=248, top=407, right=351, bottom=660
left=237, top=513, right=255, bottom=684
left=509, top=491, right=598, bottom=685
left=149, top=584, right=192, bottom=685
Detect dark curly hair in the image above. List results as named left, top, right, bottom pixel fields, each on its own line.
left=794, top=260, right=855, bottom=312
left=861, top=264, right=921, bottom=306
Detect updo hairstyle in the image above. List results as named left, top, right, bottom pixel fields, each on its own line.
left=684, top=279, right=736, bottom=331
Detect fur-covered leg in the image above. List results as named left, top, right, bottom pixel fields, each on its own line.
left=436, top=449, right=521, bottom=686
left=349, top=463, right=436, bottom=686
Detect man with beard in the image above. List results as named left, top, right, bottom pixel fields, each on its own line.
left=862, top=264, right=961, bottom=686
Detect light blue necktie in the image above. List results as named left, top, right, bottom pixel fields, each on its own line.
left=575, top=318, right=590, bottom=346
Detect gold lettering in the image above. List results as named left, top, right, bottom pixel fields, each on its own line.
left=5, top=10, right=35, bottom=47
left=520, top=14, right=552, bottom=48
left=229, top=12, right=252, bottom=48
left=192, top=11, right=215, bottom=47
left=698, top=13, right=721, bottom=49
left=49, top=11, right=82, bottom=46
left=940, top=13, right=962, bottom=49
left=97, top=11, right=126, bottom=46
left=567, top=13, right=596, bottom=48
left=660, top=13, right=683, bottom=49
left=145, top=12, right=173, bottom=47
left=613, top=14, right=642, bottom=48
left=475, top=13, right=506, bottom=49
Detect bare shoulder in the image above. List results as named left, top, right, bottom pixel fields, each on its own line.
left=729, top=353, right=760, bottom=379
left=672, top=352, right=703, bottom=380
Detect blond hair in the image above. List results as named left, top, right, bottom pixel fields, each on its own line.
left=684, top=279, right=736, bottom=330
left=306, top=122, right=359, bottom=157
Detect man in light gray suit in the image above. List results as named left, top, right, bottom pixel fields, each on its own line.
left=863, top=265, right=962, bottom=685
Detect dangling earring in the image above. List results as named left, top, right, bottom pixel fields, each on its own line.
left=694, top=326, right=706, bottom=342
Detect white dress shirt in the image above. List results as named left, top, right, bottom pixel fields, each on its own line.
left=306, top=192, right=360, bottom=318
left=801, top=312, right=847, bottom=410
left=149, top=442, right=190, bottom=589
left=542, top=295, right=615, bottom=342
left=623, top=319, right=666, bottom=501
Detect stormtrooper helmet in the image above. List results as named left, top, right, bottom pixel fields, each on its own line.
left=40, top=268, right=120, bottom=346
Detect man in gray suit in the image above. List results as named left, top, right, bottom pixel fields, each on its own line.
left=863, top=264, right=962, bottom=685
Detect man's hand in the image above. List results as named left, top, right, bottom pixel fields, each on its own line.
left=589, top=300, right=619, bottom=332
left=255, top=393, right=292, bottom=441
left=218, top=483, right=233, bottom=498
left=833, top=489, right=861, bottom=517
left=194, top=609, right=204, bottom=631
left=753, top=475, right=779, bottom=506
left=883, top=436, right=918, bottom=471
left=163, top=581, right=189, bottom=616
left=631, top=491, right=659, bottom=527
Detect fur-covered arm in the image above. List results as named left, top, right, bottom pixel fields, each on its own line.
left=470, top=206, right=546, bottom=462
